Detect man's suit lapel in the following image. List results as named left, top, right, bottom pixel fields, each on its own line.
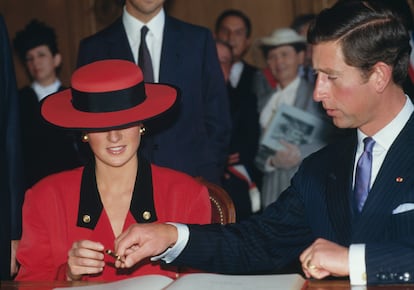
left=105, top=18, right=135, bottom=62
left=352, top=113, right=414, bottom=241
left=159, top=16, right=182, bottom=83
left=325, top=133, right=357, bottom=246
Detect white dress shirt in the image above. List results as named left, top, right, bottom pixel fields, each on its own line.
left=31, top=79, right=62, bottom=101
left=229, top=61, right=243, bottom=88
left=122, top=6, right=164, bottom=82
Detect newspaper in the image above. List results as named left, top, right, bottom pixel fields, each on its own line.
left=255, top=104, right=325, bottom=167
left=53, top=273, right=306, bottom=290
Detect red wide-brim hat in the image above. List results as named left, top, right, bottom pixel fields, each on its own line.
left=41, top=59, right=178, bottom=130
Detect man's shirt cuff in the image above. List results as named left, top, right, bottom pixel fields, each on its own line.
left=150, top=222, right=189, bottom=263
left=349, top=243, right=367, bottom=286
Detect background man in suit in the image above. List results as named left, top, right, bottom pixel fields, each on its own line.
left=214, top=9, right=262, bottom=219
left=214, top=9, right=258, bottom=98
left=112, top=1, right=414, bottom=286
left=0, top=14, right=24, bottom=279
left=77, top=0, right=231, bottom=184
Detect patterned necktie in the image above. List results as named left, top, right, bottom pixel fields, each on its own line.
left=138, top=26, right=154, bottom=82
left=354, top=137, right=376, bottom=212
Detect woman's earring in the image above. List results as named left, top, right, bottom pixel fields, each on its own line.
left=139, top=126, right=146, bottom=135
left=82, top=134, right=89, bottom=143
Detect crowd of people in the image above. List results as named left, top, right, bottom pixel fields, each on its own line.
left=2, top=0, right=414, bottom=287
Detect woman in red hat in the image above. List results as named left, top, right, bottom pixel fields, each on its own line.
left=15, top=59, right=211, bottom=281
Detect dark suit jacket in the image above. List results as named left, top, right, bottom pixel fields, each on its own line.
left=173, top=113, right=414, bottom=285
left=223, top=62, right=262, bottom=220
left=77, top=15, right=231, bottom=184
left=0, top=14, right=23, bottom=279
left=227, top=62, right=261, bottom=175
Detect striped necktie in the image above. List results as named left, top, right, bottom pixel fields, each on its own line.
left=354, top=137, right=375, bottom=212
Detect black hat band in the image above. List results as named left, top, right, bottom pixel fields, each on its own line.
left=71, top=82, right=146, bottom=113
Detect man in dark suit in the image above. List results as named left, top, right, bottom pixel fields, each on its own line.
left=214, top=9, right=262, bottom=219
left=113, top=1, right=414, bottom=286
left=0, top=15, right=24, bottom=279
left=77, top=0, right=231, bottom=184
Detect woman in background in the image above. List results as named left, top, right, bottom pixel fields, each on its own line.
left=13, top=19, right=83, bottom=190
left=255, top=28, right=333, bottom=207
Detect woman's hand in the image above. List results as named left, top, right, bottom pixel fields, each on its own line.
left=66, top=240, right=105, bottom=281
left=270, top=140, right=301, bottom=169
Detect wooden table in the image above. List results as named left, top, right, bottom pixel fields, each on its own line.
left=2, top=280, right=414, bottom=290
left=307, top=280, right=414, bottom=289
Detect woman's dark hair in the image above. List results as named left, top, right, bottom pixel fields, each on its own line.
left=13, top=19, right=59, bottom=63
left=308, top=0, right=411, bottom=86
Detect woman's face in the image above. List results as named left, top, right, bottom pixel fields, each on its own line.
left=87, top=125, right=142, bottom=169
left=25, top=45, right=61, bottom=86
left=266, top=45, right=304, bottom=88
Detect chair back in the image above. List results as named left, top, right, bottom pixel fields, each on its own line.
left=195, top=177, right=236, bottom=224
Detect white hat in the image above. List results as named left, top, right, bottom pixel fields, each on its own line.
left=260, top=28, right=306, bottom=47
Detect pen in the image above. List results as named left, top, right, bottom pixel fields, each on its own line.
left=105, top=249, right=122, bottom=261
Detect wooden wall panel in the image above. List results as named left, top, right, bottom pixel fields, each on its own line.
left=167, top=0, right=296, bottom=67
left=0, top=0, right=334, bottom=88
left=0, top=0, right=97, bottom=88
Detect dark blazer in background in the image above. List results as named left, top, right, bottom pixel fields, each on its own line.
left=223, top=61, right=262, bottom=220
left=18, top=86, right=83, bottom=190
left=227, top=62, right=261, bottom=183
left=173, top=114, right=414, bottom=285
left=77, top=15, right=231, bottom=184
left=0, top=14, right=24, bottom=280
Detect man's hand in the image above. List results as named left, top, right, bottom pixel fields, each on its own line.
left=300, top=238, right=349, bottom=279
left=114, top=223, right=178, bottom=268
left=11, top=240, right=19, bottom=277
left=66, top=240, right=105, bottom=281
left=227, top=152, right=240, bottom=166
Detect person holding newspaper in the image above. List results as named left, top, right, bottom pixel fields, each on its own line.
left=255, top=27, right=333, bottom=207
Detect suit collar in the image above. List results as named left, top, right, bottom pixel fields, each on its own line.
left=77, top=156, right=158, bottom=229
left=159, top=16, right=184, bottom=81
left=100, top=17, right=135, bottom=62
left=293, top=78, right=313, bottom=109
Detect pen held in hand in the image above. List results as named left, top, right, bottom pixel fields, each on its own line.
left=105, top=249, right=122, bottom=261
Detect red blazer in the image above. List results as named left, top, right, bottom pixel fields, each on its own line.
left=16, top=158, right=211, bottom=281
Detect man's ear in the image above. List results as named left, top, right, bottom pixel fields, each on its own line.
left=53, top=53, right=62, bottom=68
left=370, top=62, right=392, bottom=93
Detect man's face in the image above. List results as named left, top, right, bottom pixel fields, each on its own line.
left=125, top=0, right=165, bottom=22
left=216, top=15, right=250, bottom=62
left=312, top=41, right=380, bottom=134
